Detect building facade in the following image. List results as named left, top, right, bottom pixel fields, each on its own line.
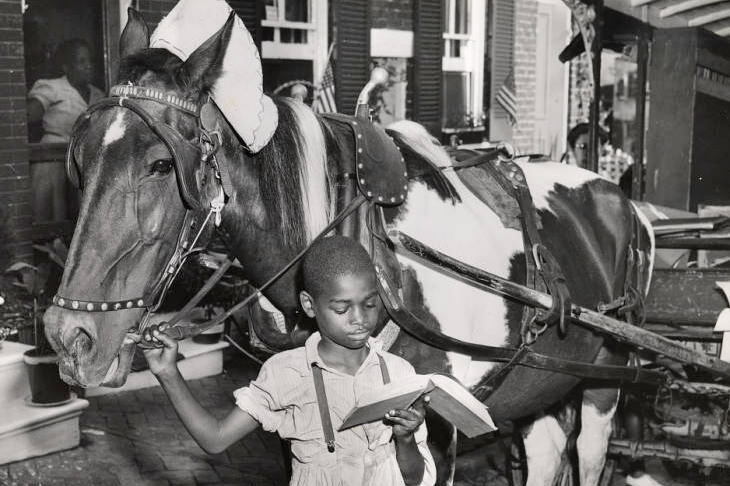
left=0, top=0, right=572, bottom=264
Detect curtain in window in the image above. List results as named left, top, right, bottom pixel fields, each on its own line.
left=442, top=71, right=471, bottom=128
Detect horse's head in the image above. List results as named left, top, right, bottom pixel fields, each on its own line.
left=44, top=10, right=237, bottom=387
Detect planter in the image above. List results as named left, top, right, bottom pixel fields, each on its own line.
left=22, top=349, right=71, bottom=405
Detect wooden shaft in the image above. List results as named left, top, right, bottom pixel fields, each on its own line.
left=389, top=229, right=730, bottom=379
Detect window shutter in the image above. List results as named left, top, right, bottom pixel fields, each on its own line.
left=228, top=0, right=263, bottom=50
left=413, top=0, right=443, bottom=136
left=491, top=0, right=514, bottom=121
left=335, top=1, right=370, bottom=115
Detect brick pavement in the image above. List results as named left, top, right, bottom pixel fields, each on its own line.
left=1, top=352, right=288, bottom=486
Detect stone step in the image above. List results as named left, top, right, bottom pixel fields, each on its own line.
left=0, top=397, right=89, bottom=465
left=86, top=338, right=229, bottom=397
left=0, top=341, right=33, bottom=400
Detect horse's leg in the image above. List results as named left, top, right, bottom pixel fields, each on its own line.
left=522, top=413, right=568, bottom=486
left=577, top=387, right=619, bottom=486
left=427, top=412, right=457, bottom=485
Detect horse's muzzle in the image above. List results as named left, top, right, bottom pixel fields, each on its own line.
left=43, top=305, right=105, bottom=386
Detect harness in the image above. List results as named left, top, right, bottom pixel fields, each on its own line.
left=55, top=82, right=660, bottom=394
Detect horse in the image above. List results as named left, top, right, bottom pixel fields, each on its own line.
left=44, top=11, right=654, bottom=486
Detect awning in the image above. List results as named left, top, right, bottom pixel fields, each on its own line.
left=605, top=0, right=730, bottom=38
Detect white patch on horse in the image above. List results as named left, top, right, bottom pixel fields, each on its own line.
left=102, top=111, right=128, bottom=148
left=284, top=98, right=331, bottom=240
left=518, top=162, right=600, bottom=213
left=522, top=413, right=568, bottom=486
left=577, top=397, right=618, bottom=486
left=391, top=176, right=523, bottom=387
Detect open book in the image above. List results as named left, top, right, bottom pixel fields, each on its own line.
left=339, top=374, right=497, bottom=438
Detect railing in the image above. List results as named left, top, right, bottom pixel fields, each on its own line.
left=28, top=142, right=77, bottom=242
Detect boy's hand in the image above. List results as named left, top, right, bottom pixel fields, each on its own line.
left=386, top=394, right=430, bottom=441
left=142, top=325, right=179, bottom=379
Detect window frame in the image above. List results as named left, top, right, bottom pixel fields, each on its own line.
left=261, top=0, right=328, bottom=84
left=441, top=0, right=487, bottom=129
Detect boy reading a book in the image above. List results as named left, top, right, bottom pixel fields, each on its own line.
left=143, top=235, right=436, bottom=485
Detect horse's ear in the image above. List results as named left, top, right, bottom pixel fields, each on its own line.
left=120, top=8, right=149, bottom=58
left=180, top=12, right=235, bottom=95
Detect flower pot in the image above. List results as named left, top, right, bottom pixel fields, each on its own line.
left=22, top=349, right=71, bottom=405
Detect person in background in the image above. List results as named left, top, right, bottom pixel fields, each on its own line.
left=26, top=38, right=103, bottom=221
left=561, top=123, right=591, bottom=168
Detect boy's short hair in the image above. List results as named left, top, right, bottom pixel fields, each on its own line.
left=302, top=235, right=375, bottom=297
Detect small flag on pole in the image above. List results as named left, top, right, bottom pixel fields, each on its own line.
left=495, top=69, right=517, bottom=126
left=313, top=44, right=337, bottom=113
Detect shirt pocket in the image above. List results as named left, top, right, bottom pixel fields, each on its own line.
left=278, top=382, right=323, bottom=441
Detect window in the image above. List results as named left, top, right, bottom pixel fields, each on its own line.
left=261, top=0, right=328, bottom=86
left=442, top=0, right=486, bottom=130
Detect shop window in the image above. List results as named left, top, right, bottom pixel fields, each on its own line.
left=262, top=0, right=325, bottom=60
left=442, top=0, right=486, bottom=131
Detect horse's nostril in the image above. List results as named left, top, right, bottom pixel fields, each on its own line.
left=64, top=326, right=94, bottom=355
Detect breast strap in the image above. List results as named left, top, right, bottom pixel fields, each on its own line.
left=312, top=354, right=390, bottom=453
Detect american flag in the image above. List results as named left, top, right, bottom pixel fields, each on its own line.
left=313, top=46, right=337, bottom=113
left=495, top=69, right=517, bottom=126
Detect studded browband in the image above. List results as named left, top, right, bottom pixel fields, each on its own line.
left=109, top=84, right=202, bottom=116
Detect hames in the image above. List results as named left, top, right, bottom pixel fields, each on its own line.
left=340, top=374, right=497, bottom=438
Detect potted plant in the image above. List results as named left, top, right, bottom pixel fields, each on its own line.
left=5, top=238, right=71, bottom=405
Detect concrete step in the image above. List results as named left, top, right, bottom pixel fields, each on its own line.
left=0, top=397, right=89, bottom=465
left=86, top=338, right=229, bottom=397
left=0, top=341, right=33, bottom=400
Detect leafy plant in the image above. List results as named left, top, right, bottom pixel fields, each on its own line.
left=4, top=238, right=68, bottom=355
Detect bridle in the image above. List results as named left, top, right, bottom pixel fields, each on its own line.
left=52, top=83, right=227, bottom=338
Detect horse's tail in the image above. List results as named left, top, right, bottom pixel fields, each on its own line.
left=279, top=97, right=332, bottom=241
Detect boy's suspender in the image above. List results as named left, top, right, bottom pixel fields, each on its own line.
left=311, top=354, right=390, bottom=453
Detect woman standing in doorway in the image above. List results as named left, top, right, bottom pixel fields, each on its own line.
left=26, top=38, right=103, bottom=222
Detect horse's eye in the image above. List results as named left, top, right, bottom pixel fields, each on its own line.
left=151, top=159, right=173, bottom=175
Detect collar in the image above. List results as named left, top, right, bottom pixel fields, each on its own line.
left=303, top=332, right=384, bottom=376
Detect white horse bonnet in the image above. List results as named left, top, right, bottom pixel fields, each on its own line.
left=150, top=0, right=278, bottom=153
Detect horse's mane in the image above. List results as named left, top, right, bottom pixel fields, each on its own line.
left=117, top=48, right=224, bottom=99
left=255, top=98, right=332, bottom=250
left=118, top=48, right=185, bottom=86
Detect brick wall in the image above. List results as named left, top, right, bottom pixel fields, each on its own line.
left=512, top=0, right=537, bottom=153
left=0, top=0, right=30, bottom=268
left=371, top=0, right=413, bottom=30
